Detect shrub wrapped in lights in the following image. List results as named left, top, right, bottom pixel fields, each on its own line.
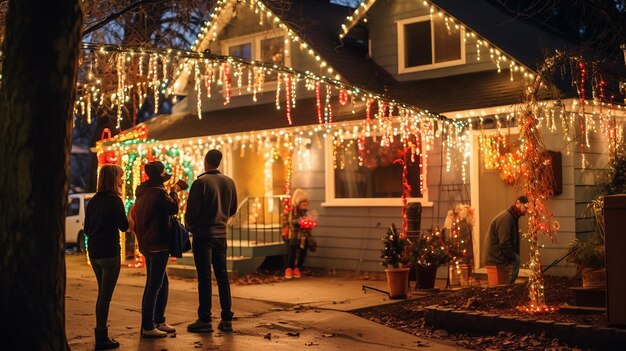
left=381, top=223, right=409, bottom=269
left=409, top=227, right=450, bottom=268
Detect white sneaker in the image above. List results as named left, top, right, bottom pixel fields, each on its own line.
left=141, top=328, right=167, bottom=338
left=156, top=323, right=176, bottom=333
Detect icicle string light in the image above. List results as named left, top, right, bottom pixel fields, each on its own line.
left=315, top=81, right=322, bottom=124
left=222, top=62, right=231, bottom=105
left=81, top=43, right=458, bottom=133
left=285, top=74, right=293, bottom=125
left=194, top=62, right=202, bottom=118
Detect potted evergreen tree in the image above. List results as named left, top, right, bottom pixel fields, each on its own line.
left=409, top=228, right=450, bottom=290
left=566, top=237, right=605, bottom=288
left=566, top=150, right=625, bottom=289
left=381, top=223, right=410, bottom=299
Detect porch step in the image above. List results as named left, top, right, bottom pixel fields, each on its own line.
left=226, top=239, right=286, bottom=258
left=167, top=264, right=198, bottom=279
left=167, top=253, right=272, bottom=278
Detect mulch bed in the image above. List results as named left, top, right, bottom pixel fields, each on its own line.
left=353, top=275, right=607, bottom=351
left=180, top=266, right=608, bottom=350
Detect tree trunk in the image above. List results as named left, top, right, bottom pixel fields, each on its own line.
left=0, top=1, right=82, bottom=350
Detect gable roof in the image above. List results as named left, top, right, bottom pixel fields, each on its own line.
left=173, top=0, right=394, bottom=96
left=267, top=0, right=394, bottom=93
left=430, top=0, right=579, bottom=72
left=387, top=70, right=527, bottom=114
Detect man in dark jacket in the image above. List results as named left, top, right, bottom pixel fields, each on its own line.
left=186, top=149, right=238, bottom=333
left=482, top=196, right=528, bottom=284
left=134, top=161, right=179, bottom=338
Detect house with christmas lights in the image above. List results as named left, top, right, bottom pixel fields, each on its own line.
left=94, top=0, right=626, bottom=277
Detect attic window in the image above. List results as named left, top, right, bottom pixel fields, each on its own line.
left=222, top=30, right=290, bottom=67
left=221, top=31, right=290, bottom=85
left=260, top=37, right=285, bottom=65
left=397, top=16, right=465, bottom=73
left=229, top=43, right=252, bottom=60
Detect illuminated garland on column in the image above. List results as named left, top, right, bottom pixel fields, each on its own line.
left=393, top=147, right=413, bottom=237
left=515, top=52, right=566, bottom=314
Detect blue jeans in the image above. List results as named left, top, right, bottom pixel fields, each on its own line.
left=141, top=251, right=169, bottom=330
left=510, top=253, right=520, bottom=284
left=91, top=256, right=120, bottom=330
left=192, top=237, right=233, bottom=322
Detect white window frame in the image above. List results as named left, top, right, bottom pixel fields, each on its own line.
left=397, top=15, right=465, bottom=74
left=221, top=29, right=291, bottom=67
left=322, top=135, right=432, bottom=207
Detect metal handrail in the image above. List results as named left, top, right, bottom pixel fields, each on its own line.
left=227, top=195, right=288, bottom=258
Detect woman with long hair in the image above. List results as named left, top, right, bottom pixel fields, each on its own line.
left=84, top=164, right=129, bottom=350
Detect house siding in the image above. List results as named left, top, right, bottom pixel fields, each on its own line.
left=574, top=132, right=611, bottom=243
left=536, top=130, right=575, bottom=276
left=166, top=1, right=615, bottom=278
left=368, top=0, right=496, bottom=81
left=291, top=130, right=462, bottom=273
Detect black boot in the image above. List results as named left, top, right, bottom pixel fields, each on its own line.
left=95, top=328, right=120, bottom=350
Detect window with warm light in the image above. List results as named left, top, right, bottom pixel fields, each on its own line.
left=260, top=36, right=285, bottom=65
left=324, top=135, right=430, bottom=207
left=397, top=15, right=465, bottom=73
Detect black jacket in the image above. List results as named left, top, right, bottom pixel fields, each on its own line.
left=482, top=206, right=521, bottom=266
left=84, top=191, right=129, bottom=259
left=134, top=181, right=179, bottom=254
left=185, top=170, right=237, bottom=238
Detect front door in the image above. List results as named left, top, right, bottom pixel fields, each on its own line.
left=474, top=133, right=530, bottom=269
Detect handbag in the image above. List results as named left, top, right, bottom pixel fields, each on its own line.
left=169, top=217, right=191, bottom=258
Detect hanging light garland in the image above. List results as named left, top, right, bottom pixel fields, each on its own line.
left=77, top=43, right=460, bottom=137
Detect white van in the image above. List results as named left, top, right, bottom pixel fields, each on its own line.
left=65, top=193, right=95, bottom=252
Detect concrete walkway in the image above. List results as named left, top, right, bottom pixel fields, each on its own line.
left=65, top=254, right=467, bottom=350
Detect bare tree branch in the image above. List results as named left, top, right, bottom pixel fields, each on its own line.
left=82, top=0, right=165, bottom=36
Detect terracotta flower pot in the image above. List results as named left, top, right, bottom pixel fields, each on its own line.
left=385, top=267, right=410, bottom=299
left=486, top=265, right=512, bottom=286
left=581, top=268, right=606, bottom=289
left=449, top=263, right=469, bottom=286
